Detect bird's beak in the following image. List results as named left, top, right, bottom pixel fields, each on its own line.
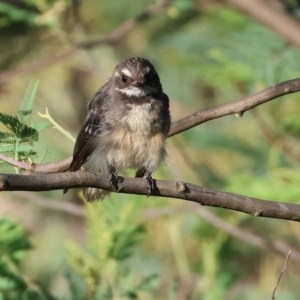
left=132, top=81, right=144, bottom=87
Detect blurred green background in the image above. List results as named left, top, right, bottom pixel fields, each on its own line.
left=1, top=0, right=300, bottom=299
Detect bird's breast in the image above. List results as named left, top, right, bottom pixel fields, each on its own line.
left=86, top=101, right=167, bottom=172
left=121, top=102, right=157, bottom=135
left=104, top=123, right=166, bottom=170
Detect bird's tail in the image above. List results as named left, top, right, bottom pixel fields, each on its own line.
left=83, top=188, right=110, bottom=202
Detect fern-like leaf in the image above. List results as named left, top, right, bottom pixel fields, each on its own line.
left=17, top=110, right=32, bottom=116
left=0, top=144, right=15, bottom=153
left=0, top=113, right=24, bottom=135
left=0, top=139, right=16, bottom=144
left=0, top=112, right=38, bottom=141
left=0, top=131, right=15, bottom=139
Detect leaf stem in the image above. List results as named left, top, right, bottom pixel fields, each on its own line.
left=38, top=107, right=75, bottom=142
left=14, top=141, right=19, bottom=174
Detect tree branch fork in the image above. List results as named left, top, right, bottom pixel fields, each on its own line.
left=2, top=78, right=300, bottom=222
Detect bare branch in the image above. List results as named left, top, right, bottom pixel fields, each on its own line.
left=0, top=0, right=173, bottom=83
left=271, top=250, right=292, bottom=300
left=1, top=172, right=300, bottom=222
left=27, top=157, right=73, bottom=173
left=0, top=154, right=28, bottom=169
left=169, top=78, right=300, bottom=137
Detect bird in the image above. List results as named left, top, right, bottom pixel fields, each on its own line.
left=65, top=57, right=171, bottom=202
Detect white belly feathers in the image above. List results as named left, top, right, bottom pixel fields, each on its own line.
left=84, top=103, right=166, bottom=173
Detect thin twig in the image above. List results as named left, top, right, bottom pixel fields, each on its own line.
left=0, top=153, right=28, bottom=169
left=38, top=107, right=75, bottom=142
left=271, top=250, right=292, bottom=299
left=28, top=156, right=73, bottom=173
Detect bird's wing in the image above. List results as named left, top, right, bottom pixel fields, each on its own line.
left=69, top=110, right=102, bottom=172
left=69, top=83, right=110, bottom=172
left=162, top=92, right=171, bottom=136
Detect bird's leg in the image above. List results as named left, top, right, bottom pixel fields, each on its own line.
left=106, top=164, right=118, bottom=188
left=136, top=167, right=155, bottom=197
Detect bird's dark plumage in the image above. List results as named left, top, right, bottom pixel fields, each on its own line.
left=67, top=57, right=171, bottom=201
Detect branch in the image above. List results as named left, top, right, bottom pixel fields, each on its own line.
left=28, top=156, right=73, bottom=173
left=18, top=189, right=300, bottom=262
left=169, top=77, right=300, bottom=137
left=0, top=0, right=173, bottom=83
left=271, top=250, right=291, bottom=300
left=0, top=154, right=28, bottom=169
left=1, top=172, right=300, bottom=223
left=2, top=79, right=300, bottom=223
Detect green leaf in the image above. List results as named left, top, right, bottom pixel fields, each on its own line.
left=0, top=113, right=38, bottom=142
left=168, top=280, right=178, bottom=300
left=0, top=144, right=36, bottom=154
left=0, top=132, right=16, bottom=145
left=109, top=225, right=146, bottom=260
left=0, top=138, right=17, bottom=144
left=31, top=121, right=51, bottom=132
left=16, top=144, right=37, bottom=154
left=17, top=79, right=39, bottom=122
left=0, top=160, right=13, bottom=168
left=0, top=132, right=15, bottom=139
left=138, top=274, right=159, bottom=291
left=0, top=219, right=32, bottom=255
left=0, top=3, right=38, bottom=26
left=0, top=144, right=15, bottom=153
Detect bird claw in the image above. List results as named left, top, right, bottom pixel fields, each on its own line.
left=106, top=164, right=118, bottom=188
left=144, top=172, right=155, bottom=197
left=109, top=171, right=118, bottom=183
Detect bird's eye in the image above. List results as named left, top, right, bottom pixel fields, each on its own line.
left=145, top=72, right=152, bottom=82
left=122, top=75, right=128, bottom=83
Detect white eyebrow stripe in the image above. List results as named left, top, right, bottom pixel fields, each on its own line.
left=121, top=68, right=132, bottom=78
left=114, top=71, right=121, bottom=77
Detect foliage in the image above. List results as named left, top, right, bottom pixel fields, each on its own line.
left=66, top=200, right=159, bottom=299
left=0, top=217, right=59, bottom=300
left=0, top=80, right=50, bottom=171
left=0, top=2, right=38, bottom=27
left=0, top=204, right=164, bottom=300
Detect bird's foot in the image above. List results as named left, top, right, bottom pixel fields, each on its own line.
left=144, top=171, right=155, bottom=197
left=106, top=164, right=118, bottom=188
